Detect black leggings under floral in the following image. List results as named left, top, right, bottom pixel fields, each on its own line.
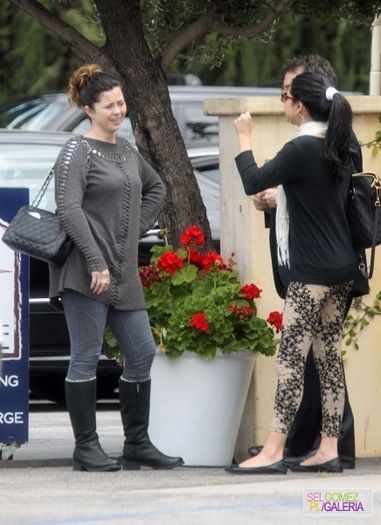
left=270, top=280, right=353, bottom=439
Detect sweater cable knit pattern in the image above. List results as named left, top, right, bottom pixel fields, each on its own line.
left=109, top=160, right=131, bottom=305
left=56, top=138, right=96, bottom=268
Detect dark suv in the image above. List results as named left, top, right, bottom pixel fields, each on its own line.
left=0, top=129, right=219, bottom=403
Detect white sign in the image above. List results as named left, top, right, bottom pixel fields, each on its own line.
left=0, top=219, right=22, bottom=360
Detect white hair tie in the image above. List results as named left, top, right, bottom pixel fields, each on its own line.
left=326, top=87, right=339, bottom=101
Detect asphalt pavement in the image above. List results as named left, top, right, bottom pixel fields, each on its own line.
left=0, top=401, right=380, bottom=525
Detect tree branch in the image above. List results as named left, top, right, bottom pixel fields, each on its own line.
left=8, top=0, right=111, bottom=70
left=160, top=0, right=291, bottom=71
left=160, top=7, right=218, bottom=71
left=211, top=0, right=291, bottom=36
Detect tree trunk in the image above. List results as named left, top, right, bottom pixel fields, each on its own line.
left=8, top=0, right=214, bottom=251
left=95, top=0, right=214, bottom=251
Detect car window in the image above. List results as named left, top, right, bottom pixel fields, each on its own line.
left=198, top=166, right=219, bottom=183
left=141, top=166, right=220, bottom=241
left=183, top=106, right=219, bottom=144
left=0, top=103, right=39, bottom=128
left=2, top=103, right=64, bottom=131
left=191, top=160, right=219, bottom=183
left=188, top=153, right=219, bottom=181
left=20, top=105, right=65, bottom=131
left=0, top=144, right=61, bottom=212
left=194, top=169, right=220, bottom=239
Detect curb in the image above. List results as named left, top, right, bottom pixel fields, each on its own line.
left=0, top=458, right=73, bottom=469
left=0, top=455, right=123, bottom=469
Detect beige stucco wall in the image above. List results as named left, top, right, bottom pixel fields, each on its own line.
left=204, top=96, right=381, bottom=460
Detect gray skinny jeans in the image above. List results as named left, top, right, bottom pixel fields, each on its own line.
left=61, top=290, right=156, bottom=382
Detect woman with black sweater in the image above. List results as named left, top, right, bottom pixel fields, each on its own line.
left=226, top=72, right=357, bottom=475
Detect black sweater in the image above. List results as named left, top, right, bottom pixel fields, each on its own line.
left=235, top=136, right=358, bottom=286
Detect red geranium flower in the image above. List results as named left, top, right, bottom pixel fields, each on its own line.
left=202, top=251, right=223, bottom=270
left=184, top=248, right=204, bottom=268
left=157, top=251, right=184, bottom=276
left=190, top=312, right=209, bottom=332
left=267, top=311, right=283, bottom=332
left=180, top=225, right=205, bottom=246
left=240, top=283, right=262, bottom=300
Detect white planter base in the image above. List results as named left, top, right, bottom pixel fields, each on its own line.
left=149, top=349, right=258, bottom=467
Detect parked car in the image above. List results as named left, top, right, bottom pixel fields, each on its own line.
left=0, top=85, right=362, bottom=146
left=0, top=86, right=283, bottom=146
left=0, top=129, right=219, bottom=403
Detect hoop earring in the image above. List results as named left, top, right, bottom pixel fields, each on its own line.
left=288, top=112, right=305, bottom=126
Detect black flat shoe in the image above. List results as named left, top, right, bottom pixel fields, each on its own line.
left=248, top=445, right=297, bottom=458
left=289, top=457, right=343, bottom=473
left=283, top=448, right=317, bottom=467
left=285, top=452, right=354, bottom=469
left=248, top=445, right=263, bottom=456
left=340, top=455, right=355, bottom=470
left=225, top=460, right=287, bottom=475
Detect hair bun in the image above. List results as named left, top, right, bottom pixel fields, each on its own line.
left=68, top=64, right=103, bottom=107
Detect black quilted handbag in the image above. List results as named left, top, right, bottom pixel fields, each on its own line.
left=347, top=171, right=381, bottom=278
left=2, top=167, right=73, bottom=265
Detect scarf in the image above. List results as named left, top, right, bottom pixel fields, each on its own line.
left=276, top=121, right=328, bottom=267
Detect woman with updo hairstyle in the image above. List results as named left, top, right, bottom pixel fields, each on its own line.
left=226, top=72, right=358, bottom=475
left=49, top=64, right=183, bottom=472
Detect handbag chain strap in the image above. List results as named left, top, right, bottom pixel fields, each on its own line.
left=31, top=139, right=92, bottom=208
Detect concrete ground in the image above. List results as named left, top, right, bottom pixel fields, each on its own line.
left=0, top=402, right=380, bottom=525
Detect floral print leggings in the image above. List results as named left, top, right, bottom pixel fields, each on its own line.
left=270, top=280, right=353, bottom=439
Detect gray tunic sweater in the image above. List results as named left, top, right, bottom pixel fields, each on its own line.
left=49, top=136, right=165, bottom=310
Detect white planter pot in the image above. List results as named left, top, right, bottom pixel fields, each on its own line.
left=149, top=348, right=259, bottom=467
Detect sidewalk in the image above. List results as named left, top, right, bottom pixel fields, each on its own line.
left=1, top=403, right=380, bottom=525
left=2, top=403, right=380, bottom=472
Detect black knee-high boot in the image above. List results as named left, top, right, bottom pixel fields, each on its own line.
left=65, top=379, right=120, bottom=472
left=119, top=379, right=184, bottom=470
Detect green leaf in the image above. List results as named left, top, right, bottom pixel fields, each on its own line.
left=164, top=348, right=184, bottom=360
left=171, top=263, right=198, bottom=284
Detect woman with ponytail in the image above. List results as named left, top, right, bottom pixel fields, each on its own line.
left=226, top=72, right=358, bottom=475
left=49, top=64, right=183, bottom=472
